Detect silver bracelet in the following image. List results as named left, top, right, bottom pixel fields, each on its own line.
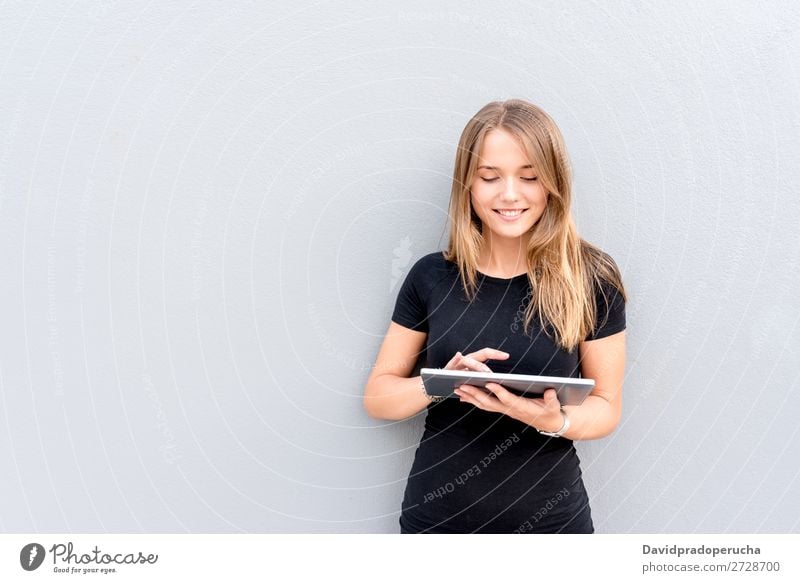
left=537, top=408, right=570, bottom=437
left=420, top=377, right=446, bottom=402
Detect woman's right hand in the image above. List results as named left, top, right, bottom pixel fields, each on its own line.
left=443, top=348, right=510, bottom=373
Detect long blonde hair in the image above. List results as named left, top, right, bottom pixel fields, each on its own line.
left=443, top=99, right=626, bottom=352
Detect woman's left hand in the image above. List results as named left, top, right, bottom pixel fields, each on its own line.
left=454, top=383, right=563, bottom=431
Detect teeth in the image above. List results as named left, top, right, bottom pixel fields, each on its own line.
left=496, top=209, right=524, bottom=216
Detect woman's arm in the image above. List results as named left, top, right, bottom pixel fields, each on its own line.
left=554, top=329, right=626, bottom=440
left=364, top=322, right=513, bottom=421
left=363, top=322, right=431, bottom=421
left=454, top=330, right=626, bottom=440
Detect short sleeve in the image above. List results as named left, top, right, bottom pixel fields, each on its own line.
left=585, top=277, right=627, bottom=341
left=391, top=258, right=430, bottom=333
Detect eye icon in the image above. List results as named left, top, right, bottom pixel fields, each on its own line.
left=20, top=543, right=46, bottom=571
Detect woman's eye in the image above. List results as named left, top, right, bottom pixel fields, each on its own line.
left=480, top=176, right=537, bottom=183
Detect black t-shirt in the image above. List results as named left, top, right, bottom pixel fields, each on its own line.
left=391, top=251, right=626, bottom=533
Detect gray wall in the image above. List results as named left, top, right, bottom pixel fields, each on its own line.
left=1, top=0, right=798, bottom=533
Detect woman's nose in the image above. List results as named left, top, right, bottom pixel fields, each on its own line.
left=499, top=179, right=518, bottom=201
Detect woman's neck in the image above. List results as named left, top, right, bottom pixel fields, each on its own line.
left=477, top=235, right=530, bottom=278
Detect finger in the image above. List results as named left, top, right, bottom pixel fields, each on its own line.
left=454, top=385, right=478, bottom=404
left=444, top=351, right=463, bottom=369
left=456, top=384, right=490, bottom=400
left=455, top=390, right=477, bottom=408
left=456, top=386, right=486, bottom=408
left=465, top=384, right=510, bottom=413
left=457, top=384, right=490, bottom=396
left=483, top=382, right=515, bottom=405
left=486, top=384, right=518, bottom=415
left=459, top=356, right=492, bottom=372
left=465, top=348, right=511, bottom=362
left=544, top=389, right=561, bottom=409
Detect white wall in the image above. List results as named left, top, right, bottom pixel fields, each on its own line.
left=1, top=0, right=798, bottom=533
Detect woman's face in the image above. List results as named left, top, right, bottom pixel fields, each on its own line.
left=469, top=128, right=548, bottom=240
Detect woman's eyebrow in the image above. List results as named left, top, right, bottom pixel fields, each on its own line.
left=477, top=164, right=533, bottom=170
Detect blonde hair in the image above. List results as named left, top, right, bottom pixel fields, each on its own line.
left=443, top=99, right=627, bottom=352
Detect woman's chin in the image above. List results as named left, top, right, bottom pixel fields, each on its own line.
left=486, top=219, right=535, bottom=236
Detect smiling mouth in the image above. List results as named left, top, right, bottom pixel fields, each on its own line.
left=494, top=209, right=528, bottom=216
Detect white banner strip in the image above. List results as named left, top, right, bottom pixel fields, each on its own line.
left=2, top=534, right=798, bottom=582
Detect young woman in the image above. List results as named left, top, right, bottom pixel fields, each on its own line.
left=363, top=99, right=627, bottom=534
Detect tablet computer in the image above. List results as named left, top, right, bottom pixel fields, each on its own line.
left=420, top=368, right=595, bottom=406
